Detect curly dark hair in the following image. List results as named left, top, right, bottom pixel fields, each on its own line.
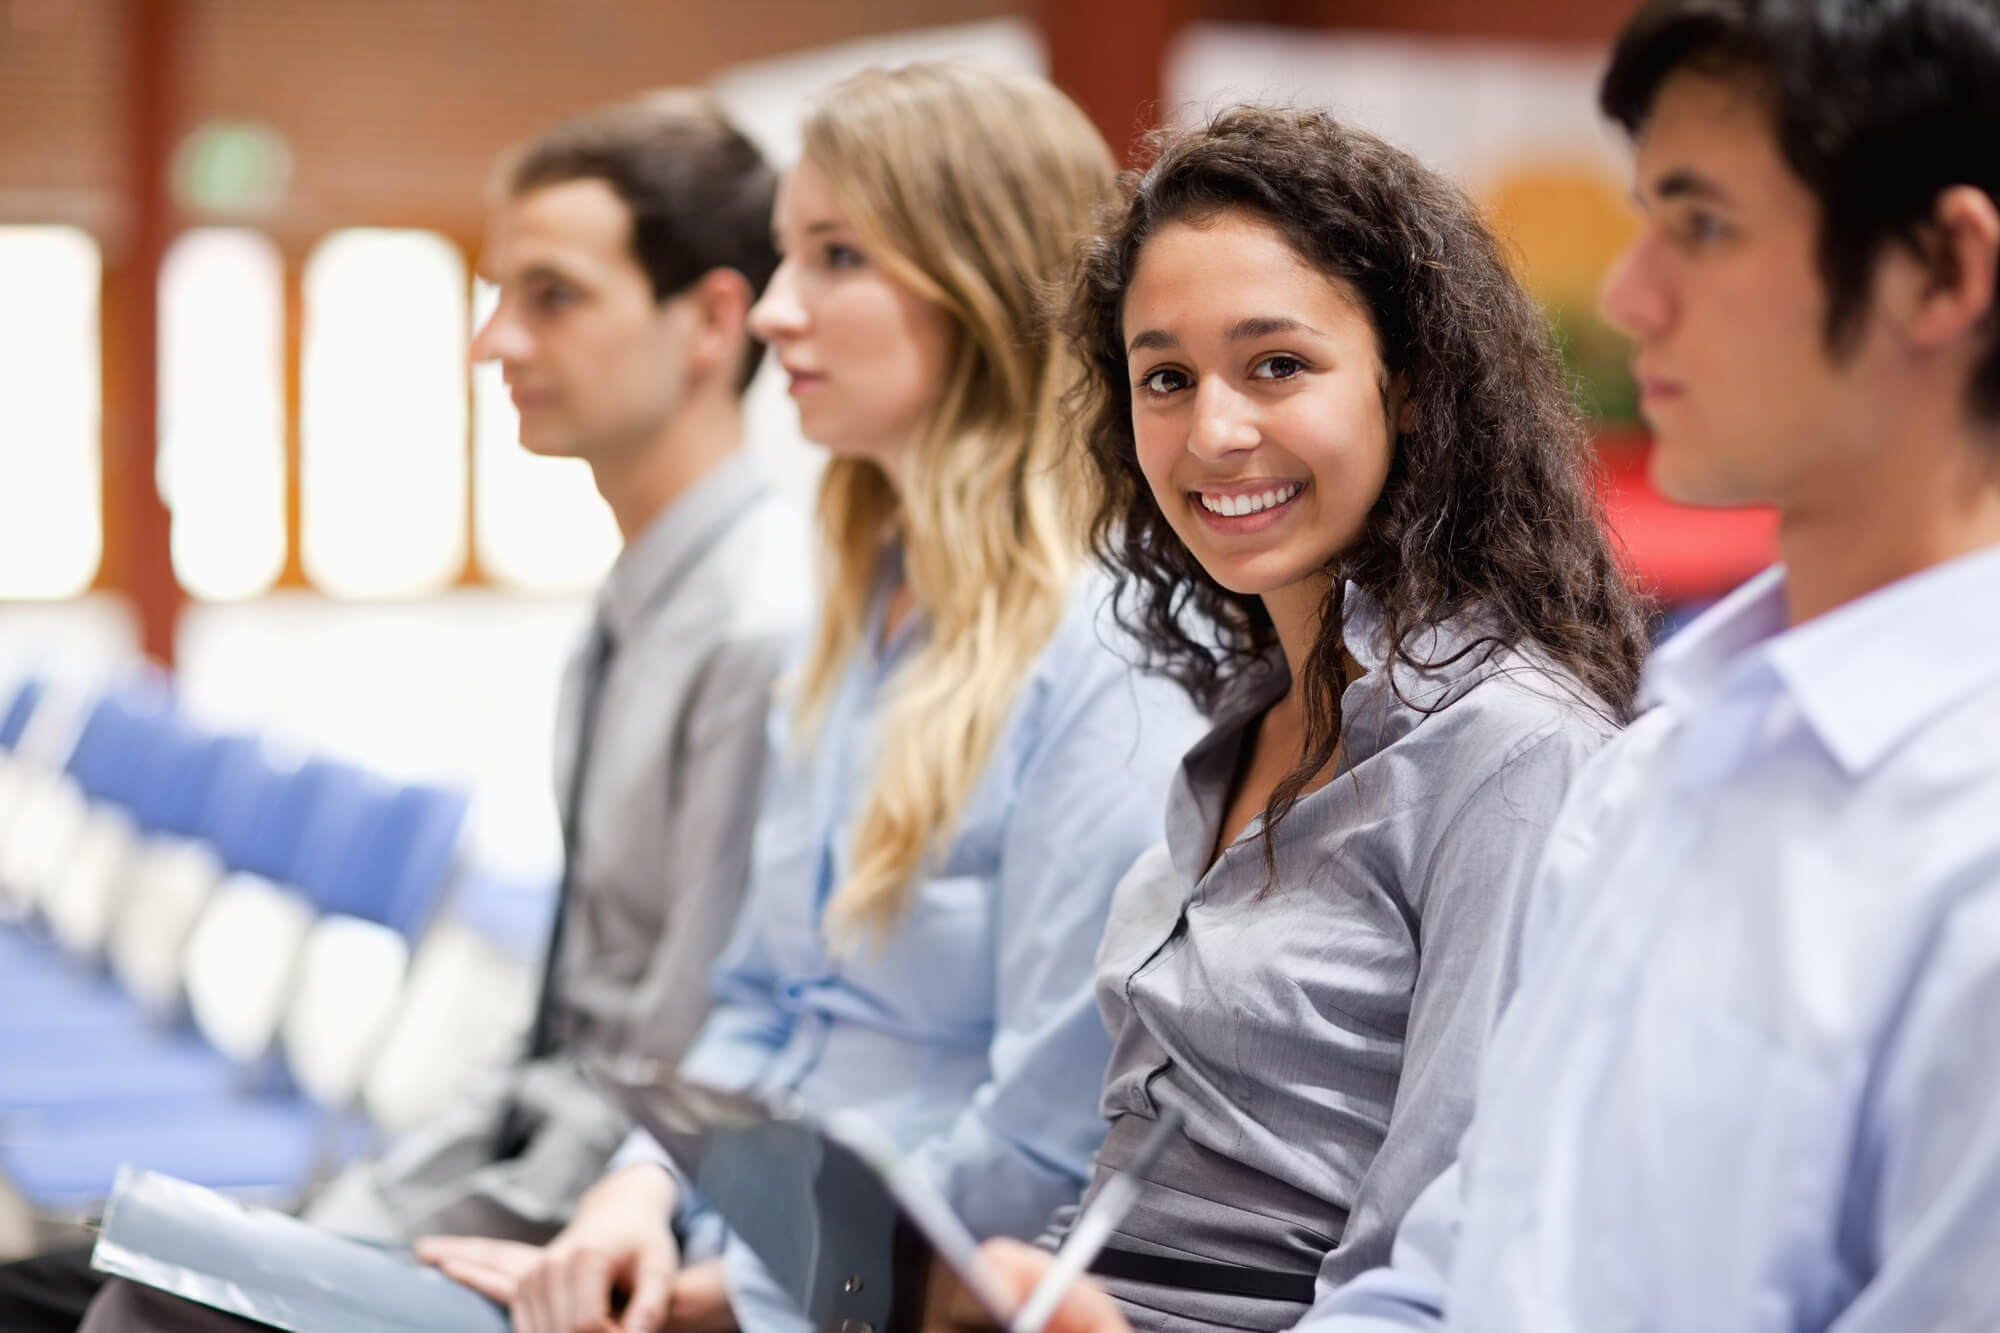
left=1071, top=105, right=1651, bottom=844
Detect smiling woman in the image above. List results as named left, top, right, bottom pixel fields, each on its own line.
left=1034, top=105, right=1654, bottom=1332
left=1123, top=213, right=1400, bottom=642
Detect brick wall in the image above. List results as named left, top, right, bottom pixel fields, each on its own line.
left=0, top=0, right=1018, bottom=247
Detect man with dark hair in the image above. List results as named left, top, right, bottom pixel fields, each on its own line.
left=306, top=84, right=810, bottom=1252
left=4, top=89, right=810, bottom=1332
left=975, top=2, right=2000, bottom=1329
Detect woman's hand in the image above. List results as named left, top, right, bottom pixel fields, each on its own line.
left=427, top=1162, right=683, bottom=1333
left=416, top=1234, right=545, bottom=1308
left=975, top=1239, right=1131, bottom=1333
left=663, top=1257, right=737, bottom=1333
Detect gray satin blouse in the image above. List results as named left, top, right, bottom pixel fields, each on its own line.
left=1067, top=591, right=1618, bottom=1333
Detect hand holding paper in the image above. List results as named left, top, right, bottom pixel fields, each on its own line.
left=508, top=1161, right=682, bottom=1333
left=413, top=1235, right=543, bottom=1307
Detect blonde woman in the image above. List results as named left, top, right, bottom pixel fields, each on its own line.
left=416, top=65, right=1206, bottom=1333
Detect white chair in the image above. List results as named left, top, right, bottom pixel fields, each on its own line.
left=42, top=803, right=141, bottom=957
left=4, top=776, right=91, bottom=920
left=180, top=871, right=318, bottom=1066
left=2, top=684, right=162, bottom=921
left=0, top=681, right=91, bottom=879
left=280, top=913, right=412, bottom=1108
left=358, top=915, right=536, bottom=1137
left=0, top=761, right=29, bottom=904
left=106, top=837, right=226, bottom=1017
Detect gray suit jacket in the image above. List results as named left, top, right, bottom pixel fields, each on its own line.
left=305, top=450, right=811, bottom=1243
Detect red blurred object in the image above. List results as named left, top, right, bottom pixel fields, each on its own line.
left=1593, top=431, right=1780, bottom=604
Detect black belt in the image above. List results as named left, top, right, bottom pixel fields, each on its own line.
left=1088, top=1246, right=1318, bottom=1304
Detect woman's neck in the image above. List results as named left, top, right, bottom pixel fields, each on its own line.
left=1261, top=571, right=1335, bottom=693
left=1210, top=580, right=1351, bottom=863
left=1252, top=570, right=1367, bottom=776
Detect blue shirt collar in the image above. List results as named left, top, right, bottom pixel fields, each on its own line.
left=1642, top=542, right=2000, bottom=775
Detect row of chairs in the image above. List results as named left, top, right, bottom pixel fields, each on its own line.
left=0, top=673, right=547, bottom=1220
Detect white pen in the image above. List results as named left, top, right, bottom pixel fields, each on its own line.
left=1010, top=1106, right=1186, bottom=1333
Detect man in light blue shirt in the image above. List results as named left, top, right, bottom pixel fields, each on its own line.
left=981, top=1, right=2000, bottom=1329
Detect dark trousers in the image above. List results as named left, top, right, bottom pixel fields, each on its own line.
left=0, top=1246, right=103, bottom=1333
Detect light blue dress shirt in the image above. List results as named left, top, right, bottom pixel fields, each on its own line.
left=613, top=561, right=1206, bottom=1321
left=1311, top=542, right=2000, bottom=1332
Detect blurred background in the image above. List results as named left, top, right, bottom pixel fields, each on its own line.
left=0, top=0, right=1776, bottom=1249
left=0, top=0, right=1779, bottom=874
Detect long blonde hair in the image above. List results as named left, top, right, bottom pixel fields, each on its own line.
left=792, top=64, right=1115, bottom=942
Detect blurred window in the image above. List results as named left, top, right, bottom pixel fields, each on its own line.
left=159, top=228, right=287, bottom=599
left=470, top=280, right=618, bottom=592
left=301, top=229, right=468, bottom=597
left=0, top=226, right=102, bottom=599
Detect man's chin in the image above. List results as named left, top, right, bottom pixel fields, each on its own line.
left=516, top=431, right=587, bottom=462
left=1646, top=441, right=1765, bottom=511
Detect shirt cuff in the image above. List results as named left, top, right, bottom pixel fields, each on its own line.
left=604, top=1127, right=727, bottom=1259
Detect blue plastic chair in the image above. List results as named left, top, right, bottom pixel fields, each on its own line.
left=122, top=715, right=210, bottom=839
left=336, top=782, right=470, bottom=937
left=0, top=678, right=42, bottom=750
left=0, top=685, right=176, bottom=996
left=60, top=681, right=175, bottom=808
left=0, top=757, right=383, bottom=1114
left=0, top=724, right=246, bottom=1040
left=148, top=728, right=253, bottom=844
left=0, top=725, right=274, bottom=1049
left=16, top=730, right=290, bottom=1024
left=0, top=779, right=470, bottom=1209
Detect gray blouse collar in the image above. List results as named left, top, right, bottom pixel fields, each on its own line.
left=1165, top=585, right=1511, bottom=880
left=1200, top=584, right=1505, bottom=746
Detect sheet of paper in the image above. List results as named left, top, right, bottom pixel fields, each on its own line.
left=91, top=1166, right=511, bottom=1333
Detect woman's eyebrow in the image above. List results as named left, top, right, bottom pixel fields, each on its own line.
left=1224, top=315, right=1323, bottom=342
left=1127, top=316, right=1325, bottom=355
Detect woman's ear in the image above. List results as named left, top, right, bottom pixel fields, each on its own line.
left=1390, top=372, right=1418, bottom=436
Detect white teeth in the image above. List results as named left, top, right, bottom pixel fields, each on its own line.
left=1199, top=482, right=1301, bottom=517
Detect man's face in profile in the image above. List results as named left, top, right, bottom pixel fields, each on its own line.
left=471, top=178, right=700, bottom=465
left=1599, top=71, right=1889, bottom=513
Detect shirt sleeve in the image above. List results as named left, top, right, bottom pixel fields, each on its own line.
left=672, top=921, right=793, bottom=1094
left=1314, top=717, right=1606, bottom=1287
left=606, top=1125, right=673, bottom=1173
left=674, top=715, right=803, bottom=1095
left=904, top=661, right=1198, bottom=1241
left=621, top=632, right=787, bottom=1068
left=604, top=1127, right=733, bottom=1263
left=1829, top=873, right=2000, bottom=1332
left=1296, top=1163, right=1459, bottom=1330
